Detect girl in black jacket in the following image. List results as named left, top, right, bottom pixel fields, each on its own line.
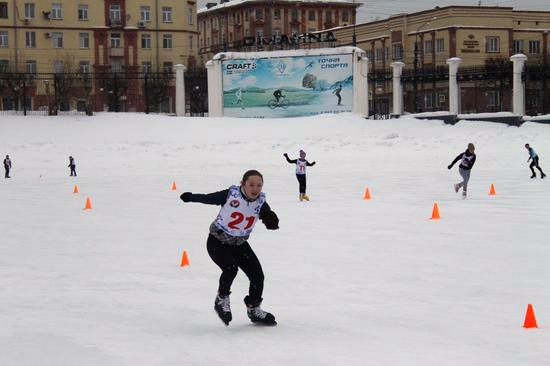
left=448, top=143, right=476, bottom=198
left=180, top=170, right=279, bottom=326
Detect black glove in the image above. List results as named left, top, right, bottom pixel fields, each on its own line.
left=180, top=192, right=192, bottom=202
left=283, top=153, right=288, bottom=157
left=311, top=161, right=316, bottom=165
left=262, top=210, right=279, bottom=230
left=447, top=165, right=452, bottom=170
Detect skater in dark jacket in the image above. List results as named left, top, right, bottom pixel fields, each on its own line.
left=284, top=150, right=316, bottom=201
left=68, top=156, right=77, bottom=176
left=448, top=143, right=476, bottom=198
left=525, top=144, right=546, bottom=179
left=4, top=155, right=12, bottom=178
left=180, top=170, right=279, bottom=326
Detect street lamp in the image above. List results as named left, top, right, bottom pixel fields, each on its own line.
left=412, top=17, right=436, bottom=112
left=352, top=0, right=357, bottom=46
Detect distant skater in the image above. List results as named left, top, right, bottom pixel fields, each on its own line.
left=4, top=155, right=12, bottom=178
left=179, top=170, right=279, bottom=326
left=333, top=84, right=342, bottom=105
left=68, top=156, right=77, bottom=176
left=284, top=150, right=316, bottom=201
left=525, top=143, right=546, bottom=179
left=448, top=143, right=476, bottom=198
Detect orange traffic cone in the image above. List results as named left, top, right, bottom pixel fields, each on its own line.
left=73, top=184, right=79, bottom=194
left=171, top=181, right=177, bottom=190
left=430, top=202, right=440, bottom=220
left=84, top=197, right=92, bottom=210
left=489, top=183, right=496, bottom=196
left=523, top=304, right=538, bottom=328
left=363, top=187, right=371, bottom=200
left=180, top=250, right=190, bottom=267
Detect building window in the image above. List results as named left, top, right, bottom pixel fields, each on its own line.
left=26, top=60, right=37, bottom=74
left=140, top=6, right=151, bottom=21
left=308, top=10, right=315, bottom=21
left=342, top=11, right=349, bottom=23
left=163, top=34, right=172, bottom=49
left=436, top=38, right=444, bottom=53
left=79, top=32, right=89, bottom=48
left=110, top=5, right=121, bottom=22
left=291, top=9, right=298, bottom=22
left=244, top=10, right=248, bottom=21
left=0, top=59, right=8, bottom=71
left=52, top=32, right=63, bottom=48
left=325, top=10, right=332, bottom=23
left=488, top=90, right=500, bottom=106
left=111, top=33, right=121, bottom=48
left=424, top=39, right=433, bottom=55
left=79, top=61, right=90, bottom=74
left=25, top=31, right=36, bottom=48
left=255, top=9, right=263, bottom=21
left=424, top=93, right=435, bottom=108
left=141, top=34, right=152, bottom=49
left=163, top=62, right=173, bottom=74
left=513, top=39, right=524, bottom=54
left=0, top=2, right=8, bottom=19
left=392, top=43, right=403, bottom=60
left=111, top=61, right=122, bottom=73
left=529, top=40, right=540, bottom=54
left=188, top=8, right=193, bottom=24
left=366, top=49, right=373, bottom=61
left=51, top=3, right=63, bottom=19
left=142, top=61, right=152, bottom=73
left=162, top=7, right=172, bottom=22
left=53, top=59, right=64, bottom=73
left=375, top=48, right=383, bottom=61
left=274, top=9, right=280, bottom=20
left=24, top=3, right=35, bottom=19
left=236, top=13, right=240, bottom=24
left=189, top=35, right=193, bottom=50
left=486, top=36, right=500, bottom=53
left=78, top=4, right=88, bottom=20
left=0, top=31, right=7, bottom=46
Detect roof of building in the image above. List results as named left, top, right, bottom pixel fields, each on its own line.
left=198, top=0, right=359, bottom=14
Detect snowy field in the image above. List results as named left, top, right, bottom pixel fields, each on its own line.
left=1, top=112, right=549, bottom=366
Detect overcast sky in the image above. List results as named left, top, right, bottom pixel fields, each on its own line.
left=198, top=0, right=546, bottom=24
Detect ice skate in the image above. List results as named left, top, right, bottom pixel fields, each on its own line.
left=244, top=296, right=277, bottom=326
left=530, top=174, right=536, bottom=179
left=454, top=184, right=459, bottom=193
left=462, top=191, right=467, bottom=199
left=214, top=294, right=232, bottom=326
left=542, top=173, right=546, bottom=179
left=299, top=194, right=304, bottom=201
left=302, top=194, right=309, bottom=201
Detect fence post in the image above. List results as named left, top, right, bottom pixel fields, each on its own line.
left=510, top=54, right=527, bottom=116
left=446, top=57, right=462, bottom=115
left=174, top=64, right=186, bottom=117
left=391, top=61, right=405, bottom=116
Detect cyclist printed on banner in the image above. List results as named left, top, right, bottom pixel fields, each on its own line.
left=268, top=89, right=289, bottom=109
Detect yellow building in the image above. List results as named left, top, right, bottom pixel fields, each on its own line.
left=331, top=5, right=550, bottom=114
left=197, top=0, right=359, bottom=65
left=0, top=0, right=198, bottom=112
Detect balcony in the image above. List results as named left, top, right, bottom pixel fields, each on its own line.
left=109, top=18, right=123, bottom=28
left=109, top=47, right=124, bottom=57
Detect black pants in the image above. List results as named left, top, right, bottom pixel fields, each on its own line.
left=530, top=157, right=545, bottom=176
left=296, top=174, right=306, bottom=194
left=207, top=234, right=264, bottom=305
left=4, top=167, right=9, bottom=178
left=70, top=166, right=77, bottom=176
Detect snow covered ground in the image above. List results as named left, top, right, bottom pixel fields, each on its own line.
left=1, top=112, right=549, bottom=365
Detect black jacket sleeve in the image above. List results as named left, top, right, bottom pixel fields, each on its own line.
left=284, top=155, right=298, bottom=164
left=180, top=189, right=229, bottom=206
left=449, top=152, right=464, bottom=168
left=306, top=160, right=316, bottom=167
left=259, top=202, right=279, bottom=230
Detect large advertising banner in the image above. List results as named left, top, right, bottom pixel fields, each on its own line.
left=222, top=53, right=353, bottom=118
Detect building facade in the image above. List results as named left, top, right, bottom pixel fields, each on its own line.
left=331, top=6, right=550, bottom=115
left=197, top=0, right=358, bottom=65
left=0, top=0, right=198, bottom=112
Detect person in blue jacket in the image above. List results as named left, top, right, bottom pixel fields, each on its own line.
left=525, top=143, right=546, bottom=179
left=180, top=170, right=279, bottom=326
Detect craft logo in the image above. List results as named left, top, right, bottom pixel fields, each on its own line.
left=225, top=62, right=257, bottom=75
left=230, top=200, right=240, bottom=208
left=276, top=61, right=286, bottom=74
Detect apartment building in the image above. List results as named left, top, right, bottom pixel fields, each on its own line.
left=197, top=0, right=359, bottom=65
left=0, top=0, right=198, bottom=112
